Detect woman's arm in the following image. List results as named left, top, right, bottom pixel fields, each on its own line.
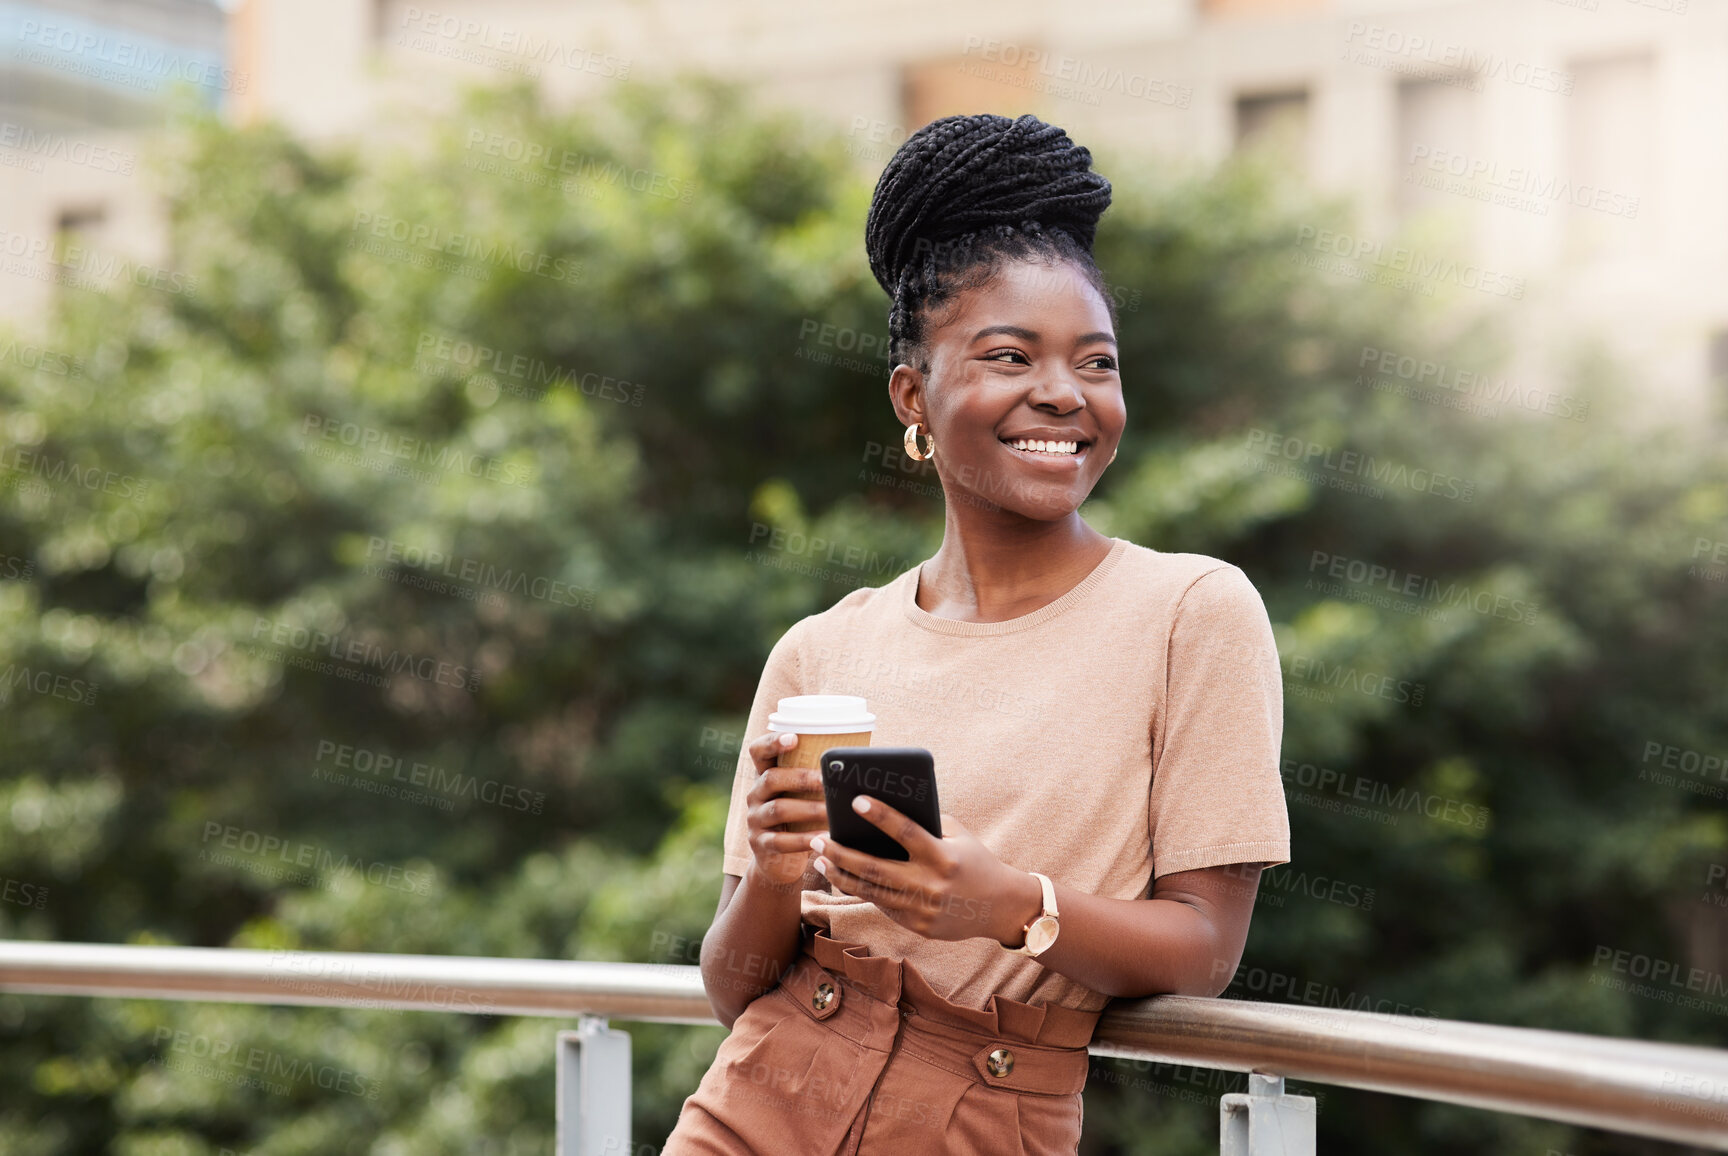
left=700, top=868, right=805, bottom=1029
left=811, top=799, right=1265, bottom=1000
left=990, top=861, right=1263, bottom=999
left=699, top=729, right=832, bottom=1028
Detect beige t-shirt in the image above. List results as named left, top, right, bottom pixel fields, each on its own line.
left=720, top=535, right=1291, bottom=1013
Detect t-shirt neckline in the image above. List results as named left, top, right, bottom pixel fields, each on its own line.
left=900, top=536, right=1129, bottom=636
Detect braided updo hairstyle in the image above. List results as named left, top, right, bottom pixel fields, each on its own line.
left=865, top=113, right=1115, bottom=373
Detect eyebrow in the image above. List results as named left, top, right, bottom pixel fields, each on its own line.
left=970, top=325, right=1118, bottom=347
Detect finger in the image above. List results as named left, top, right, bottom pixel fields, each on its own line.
left=813, top=833, right=903, bottom=891
left=770, top=767, right=818, bottom=797
left=816, top=854, right=910, bottom=910
left=749, top=730, right=798, bottom=770
left=849, top=795, right=943, bottom=860
left=752, top=796, right=826, bottom=830
left=775, top=801, right=830, bottom=830
left=759, top=830, right=819, bottom=853
left=750, top=767, right=815, bottom=806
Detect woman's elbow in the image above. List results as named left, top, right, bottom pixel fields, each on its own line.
left=1140, top=934, right=1241, bottom=999
left=1195, top=938, right=1244, bottom=997
left=1119, top=972, right=1220, bottom=1001
left=704, top=990, right=741, bottom=1031
left=699, top=956, right=739, bottom=1029
left=1128, top=967, right=1228, bottom=1000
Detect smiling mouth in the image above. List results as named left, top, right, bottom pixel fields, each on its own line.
left=1000, top=437, right=1089, bottom=458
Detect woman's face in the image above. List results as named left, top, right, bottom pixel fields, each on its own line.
left=892, top=256, right=1125, bottom=521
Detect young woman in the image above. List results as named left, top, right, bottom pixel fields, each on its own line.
left=664, top=112, right=1290, bottom=1155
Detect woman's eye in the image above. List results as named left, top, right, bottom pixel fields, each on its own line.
left=981, top=350, right=1114, bottom=369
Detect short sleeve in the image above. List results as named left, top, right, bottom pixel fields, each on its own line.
left=1149, top=564, right=1291, bottom=879
left=720, top=619, right=807, bottom=878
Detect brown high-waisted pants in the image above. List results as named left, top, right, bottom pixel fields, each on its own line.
left=662, top=927, right=1102, bottom=1156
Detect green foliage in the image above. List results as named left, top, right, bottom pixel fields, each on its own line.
left=2, top=73, right=1726, bottom=1155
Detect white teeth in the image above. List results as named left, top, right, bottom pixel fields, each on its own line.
left=1006, top=438, right=1079, bottom=455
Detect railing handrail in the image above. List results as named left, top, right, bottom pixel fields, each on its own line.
left=4, top=941, right=1727, bottom=1149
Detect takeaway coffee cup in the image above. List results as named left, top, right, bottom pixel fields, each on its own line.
left=767, top=695, right=875, bottom=834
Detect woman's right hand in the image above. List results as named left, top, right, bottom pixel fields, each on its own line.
left=744, top=731, right=827, bottom=887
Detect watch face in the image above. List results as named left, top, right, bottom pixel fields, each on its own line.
left=1025, top=915, right=1058, bottom=954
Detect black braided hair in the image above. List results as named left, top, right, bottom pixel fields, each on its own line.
left=864, top=113, right=1115, bottom=372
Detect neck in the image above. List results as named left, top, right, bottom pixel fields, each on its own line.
left=917, top=508, right=1112, bottom=622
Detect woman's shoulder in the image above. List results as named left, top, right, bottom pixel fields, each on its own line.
left=776, top=563, right=920, bottom=644
left=1109, top=540, right=1262, bottom=611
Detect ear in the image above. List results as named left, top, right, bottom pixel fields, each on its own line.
left=888, top=362, right=927, bottom=429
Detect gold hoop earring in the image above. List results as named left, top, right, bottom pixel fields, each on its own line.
left=904, top=422, right=936, bottom=462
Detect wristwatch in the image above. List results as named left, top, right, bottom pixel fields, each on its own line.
left=1005, top=871, right=1059, bottom=957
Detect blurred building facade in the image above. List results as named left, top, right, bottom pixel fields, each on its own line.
left=0, top=0, right=227, bottom=324
left=3, top=0, right=1725, bottom=420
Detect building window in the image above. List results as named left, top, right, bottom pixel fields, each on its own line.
left=900, top=47, right=1042, bottom=136
left=1395, top=79, right=1476, bottom=220
left=1234, top=90, right=1309, bottom=174
left=51, top=205, right=107, bottom=298
left=1709, top=328, right=1728, bottom=412
left=1565, top=53, right=1655, bottom=259
left=56, top=205, right=107, bottom=240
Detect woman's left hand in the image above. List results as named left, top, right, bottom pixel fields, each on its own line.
left=808, top=798, right=1032, bottom=944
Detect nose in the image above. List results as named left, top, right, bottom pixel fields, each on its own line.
left=1026, top=364, right=1086, bottom=413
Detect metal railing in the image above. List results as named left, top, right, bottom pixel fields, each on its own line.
left=4, top=941, right=1728, bottom=1153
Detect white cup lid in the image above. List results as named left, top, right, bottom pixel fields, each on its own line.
left=767, top=694, right=876, bottom=734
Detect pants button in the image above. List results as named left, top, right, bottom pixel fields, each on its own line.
left=812, top=981, right=837, bottom=1011
left=986, top=1047, right=1014, bottom=1077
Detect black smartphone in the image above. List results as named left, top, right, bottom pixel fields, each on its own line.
left=819, top=746, right=942, bottom=862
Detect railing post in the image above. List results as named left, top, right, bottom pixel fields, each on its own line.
left=1220, top=1073, right=1317, bottom=1156
left=556, top=1014, right=632, bottom=1156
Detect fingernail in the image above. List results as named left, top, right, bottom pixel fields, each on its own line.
left=814, top=858, right=828, bottom=874
left=853, top=796, right=870, bottom=813
left=779, top=733, right=795, bottom=746
left=810, top=837, right=824, bottom=854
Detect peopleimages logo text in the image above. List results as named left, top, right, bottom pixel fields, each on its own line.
left=348, top=212, right=582, bottom=284
left=397, top=8, right=631, bottom=77
left=0, top=122, right=135, bottom=174
left=1307, top=550, right=1541, bottom=625
left=1294, top=225, right=1525, bottom=299
left=246, top=617, right=482, bottom=693
left=1342, top=23, right=1573, bottom=95
left=200, top=823, right=432, bottom=896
